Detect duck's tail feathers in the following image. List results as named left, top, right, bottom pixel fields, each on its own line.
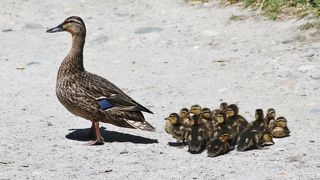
left=124, top=119, right=156, bottom=132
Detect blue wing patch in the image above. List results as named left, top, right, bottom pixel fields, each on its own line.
left=97, top=99, right=113, bottom=110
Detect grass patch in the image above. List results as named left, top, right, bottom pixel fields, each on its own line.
left=229, top=14, right=248, bottom=20
left=224, top=0, right=320, bottom=20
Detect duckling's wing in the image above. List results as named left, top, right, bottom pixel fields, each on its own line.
left=83, top=72, right=153, bottom=114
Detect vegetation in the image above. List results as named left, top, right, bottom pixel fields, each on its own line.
left=224, top=0, right=320, bottom=20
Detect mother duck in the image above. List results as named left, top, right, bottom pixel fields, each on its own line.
left=46, top=16, right=155, bottom=145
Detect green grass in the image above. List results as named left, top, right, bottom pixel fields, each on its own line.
left=224, top=0, right=320, bottom=20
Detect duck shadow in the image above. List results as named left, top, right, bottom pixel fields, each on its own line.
left=66, top=127, right=158, bottom=144
left=168, top=141, right=188, bottom=147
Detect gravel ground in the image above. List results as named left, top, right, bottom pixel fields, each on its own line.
left=1, top=0, right=320, bottom=179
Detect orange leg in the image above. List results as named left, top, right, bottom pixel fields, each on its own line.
left=88, top=122, right=104, bottom=145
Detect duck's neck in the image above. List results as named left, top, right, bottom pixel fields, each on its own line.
left=58, top=33, right=86, bottom=76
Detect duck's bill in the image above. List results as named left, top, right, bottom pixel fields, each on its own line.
left=46, top=24, right=63, bottom=33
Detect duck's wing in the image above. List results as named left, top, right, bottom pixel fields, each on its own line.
left=82, top=72, right=153, bottom=114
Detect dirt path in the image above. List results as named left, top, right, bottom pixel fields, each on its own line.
left=1, top=0, right=320, bottom=179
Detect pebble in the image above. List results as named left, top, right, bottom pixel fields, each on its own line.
left=16, top=65, right=25, bottom=70
left=24, top=23, right=44, bottom=29
left=2, top=28, right=12, bottom=32
left=297, top=65, right=315, bottom=73
left=134, top=27, right=163, bottom=34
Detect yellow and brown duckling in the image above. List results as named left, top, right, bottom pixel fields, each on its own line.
left=184, top=123, right=207, bottom=153
left=225, top=104, right=249, bottom=143
left=259, top=131, right=275, bottom=146
left=165, top=113, right=185, bottom=142
left=237, top=109, right=273, bottom=151
left=179, top=108, right=191, bottom=127
left=270, top=117, right=290, bottom=138
left=265, top=108, right=276, bottom=127
left=211, top=112, right=233, bottom=140
left=46, top=16, right=155, bottom=145
left=200, top=108, right=214, bottom=132
left=189, top=104, right=202, bottom=126
left=207, top=133, right=233, bottom=157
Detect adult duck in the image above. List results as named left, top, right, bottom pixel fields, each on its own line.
left=46, top=16, right=155, bottom=145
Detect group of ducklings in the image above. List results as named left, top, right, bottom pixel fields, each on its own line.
left=165, top=103, right=290, bottom=157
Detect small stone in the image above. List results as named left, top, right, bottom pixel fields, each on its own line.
left=134, top=27, right=163, bottom=34
left=309, top=140, right=315, bottom=143
left=305, top=53, right=315, bottom=58
left=297, top=65, right=315, bottom=72
left=24, top=23, right=44, bottom=29
left=120, top=150, right=128, bottom=154
left=2, top=28, right=12, bottom=32
left=16, top=65, right=25, bottom=70
left=47, top=122, right=53, bottom=126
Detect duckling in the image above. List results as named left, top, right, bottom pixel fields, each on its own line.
left=200, top=108, right=214, bottom=132
left=265, top=108, right=276, bottom=127
left=184, top=125, right=207, bottom=153
left=207, top=133, right=233, bottom=157
left=179, top=108, right=191, bottom=127
left=271, top=117, right=290, bottom=138
left=236, top=127, right=262, bottom=151
left=165, top=113, right=185, bottom=142
left=251, top=109, right=266, bottom=131
left=225, top=104, right=249, bottom=143
left=47, top=16, right=155, bottom=145
left=211, top=112, right=233, bottom=140
left=190, top=104, right=202, bottom=126
left=237, top=109, right=271, bottom=151
left=259, top=131, right=275, bottom=146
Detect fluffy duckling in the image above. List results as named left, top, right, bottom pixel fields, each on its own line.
left=184, top=124, right=207, bottom=153
left=237, top=109, right=271, bottom=151
left=265, top=108, right=276, bottom=127
left=225, top=104, right=249, bottom=143
left=259, top=131, right=275, bottom=146
left=207, top=133, right=233, bottom=157
left=179, top=108, right=191, bottom=127
left=236, top=127, right=262, bottom=151
left=211, top=112, right=233, bottom=140
left=190, top=104, right=202, bottom=126
left=165, top=113, right=185, bottom=142
left=271, top=117, right=290, bottom=138
left=200, top=108, right=214, bottom=132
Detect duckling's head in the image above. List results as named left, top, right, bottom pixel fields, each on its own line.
left=179, top=108, right=190, bottom=118
left=255, top=109, right=264, bottom=121
left=47, top=16, right=86, bottom=36
left=190, top=104, right=201, bottom=116
left=165, top=113, right=180, bottom=125
left=214, top=112, right=226, bottom=124
left=220, top=102, right=228, bottom=111
left=276, top=117, right=287, bottom=128
left=201, top=108, right=212, bottom=120
left=267, top=108, right=276, bottom=119
left=226, top=104, right=238, bottom=118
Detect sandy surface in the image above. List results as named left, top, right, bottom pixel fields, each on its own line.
left=1, top=0, right=320, bottom=179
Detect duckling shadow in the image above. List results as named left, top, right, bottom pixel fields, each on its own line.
left=168, top=142, right=188, bottom=147
left=66, top=127, right=158, bottom=144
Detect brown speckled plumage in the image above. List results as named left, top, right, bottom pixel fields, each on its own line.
left=48, top=16, right=155, bottom=140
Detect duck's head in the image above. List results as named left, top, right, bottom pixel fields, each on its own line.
left=179, top=108, right=190, bottom=118
left=165, top=113, right=180, bottom=125
left=190, top=104, right=201, bottom=116
left=220, top=102, right=228, bottom=111
left=225, top=104, right=238, bottom=118
left=276, top=117, right=287, bottom=128
left=255, top=109, right=264, bottom=121
left=214, top=112, right=226, bottom=124
left=201, top=108, right=212, bottom=120
left=267, top=108, right=276, bottom=119
left=46, top=16, right=86, bottom=35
